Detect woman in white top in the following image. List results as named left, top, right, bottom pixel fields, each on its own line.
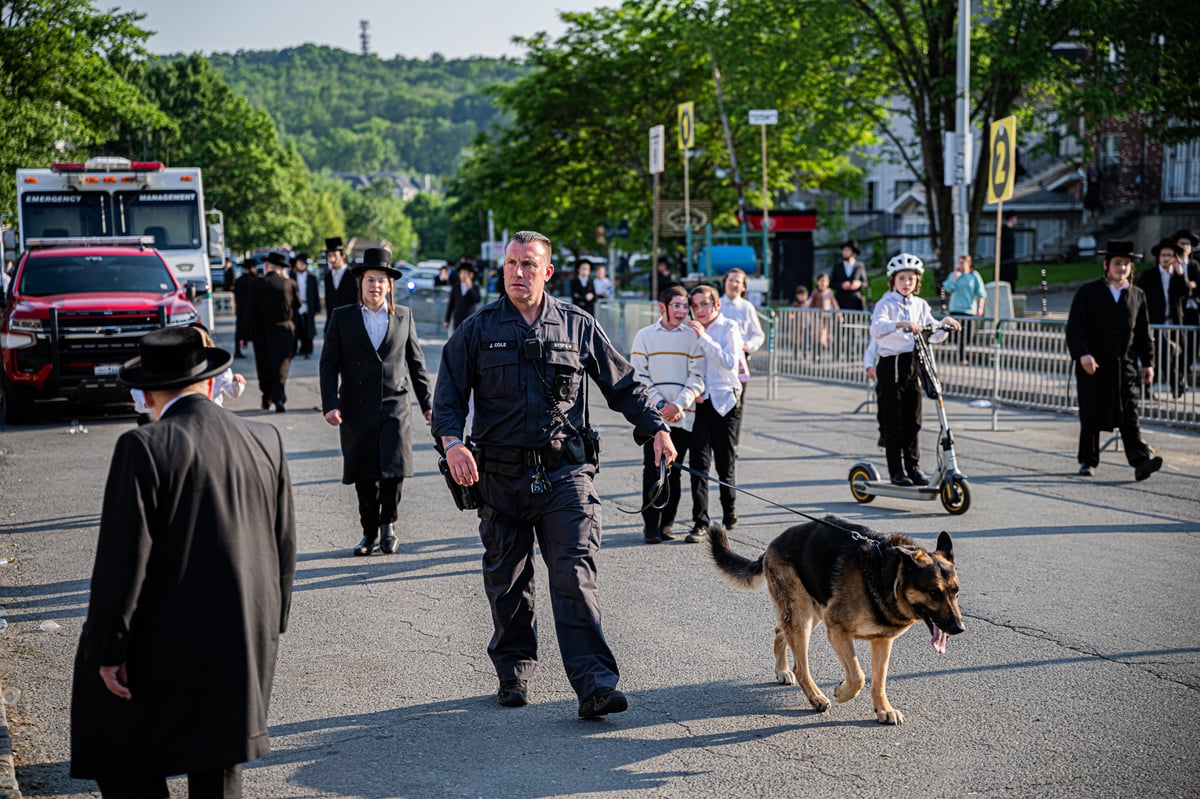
left=869, top=253, right=959, bottom=486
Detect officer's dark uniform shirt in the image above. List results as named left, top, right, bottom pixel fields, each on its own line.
left=432, top=294, right=666, bottom=448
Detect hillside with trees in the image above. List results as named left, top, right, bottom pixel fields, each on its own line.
left=206, top=46, right=528, bottom=178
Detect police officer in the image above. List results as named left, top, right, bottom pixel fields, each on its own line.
left=433, top=230, right=675, bottom=719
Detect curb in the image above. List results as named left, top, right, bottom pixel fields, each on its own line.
left=0, top=698, right=20, bottom=799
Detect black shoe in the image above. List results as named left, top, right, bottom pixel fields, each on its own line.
left=353, top=534, right=378, bottom=556
left=658, top=526, right=676, bottom=541
left=261, top=397, right=270, bottom=411
left=380, top=523, right=399, bottom=554
left=497, top=679, right=529, bottom=707
left=684, top=525, right=708, bottom=543
left=890, top=474, right=914, bottom=487
left=722, top=516, right=738, bottom=530
left=907, top=467, right=930, bottom=486
left=1077, top=464, right=1095, bottom=477
left=579, top=687, right=628, bottom=718
left=1134, top=456, right=1163, bottom=482
left=642, top=525, right=661, bottom=544
left=274, top=402, right=286, bottom=413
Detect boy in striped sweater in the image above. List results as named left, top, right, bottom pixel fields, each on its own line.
left=630, top=285, right=706, bottom=543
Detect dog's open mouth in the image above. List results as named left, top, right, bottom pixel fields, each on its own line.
left=925, top=619, right=950, bottom=654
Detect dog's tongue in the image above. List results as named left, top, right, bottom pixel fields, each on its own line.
left=931, top=625, right=949, bottom=655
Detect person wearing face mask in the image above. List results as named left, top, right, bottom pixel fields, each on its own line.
left=869, top=253, right=960, bottom=487
left=1066, top=241, right=1162, bottom=480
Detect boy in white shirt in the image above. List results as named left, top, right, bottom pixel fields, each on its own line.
left=630, top=285, right=706, bottom=543
left=869, top=253, right=959, bottom=486
left=685, top=284, right=745, bottom=541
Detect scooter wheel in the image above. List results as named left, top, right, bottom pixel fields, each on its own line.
left=848, top=463, right=878, bottom=504
left=940, top=476, right=971, bottom=515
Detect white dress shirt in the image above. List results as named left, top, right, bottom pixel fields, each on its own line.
left=869, top=290, right=941, bottom=357
left=694, top=314, right=744, bottom=416
left=361, top=303, right=390, bottom=350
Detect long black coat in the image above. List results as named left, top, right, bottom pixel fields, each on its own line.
left=319, top=303, right=433, bottom=482
left=1066, top=279, right=1153, bottom=431
left=1134, top=266, right=1188, bottom=325
left=445, top=281, right=481, bottom=328
left=245, top=272, right=300, bottom=388
left=323, top=268, right=359, bottom=329
left=833, top=261, right=867, bottom=310
left=71, top=395, right=296, bottom=779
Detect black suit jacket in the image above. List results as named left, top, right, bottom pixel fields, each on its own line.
left=319, top=304, right=433, bottom=482
left=71, top=395, right=296, bottom=779
left=1066, top=280, right=1153, bottom=431
left=445, top=281, right=481, bottom=327
left=1134, top=266, right=1188, bottom=325
left=324, top=268, right=359, bottom=327
left=292, top=270, right=321, bottom=316
left=242, top=271, right=300, bottom=339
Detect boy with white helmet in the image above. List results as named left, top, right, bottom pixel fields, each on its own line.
left=869, top=254, right=961, bottom=486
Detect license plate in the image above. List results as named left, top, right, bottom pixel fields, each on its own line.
left=93, top=364, right=121, bottom=376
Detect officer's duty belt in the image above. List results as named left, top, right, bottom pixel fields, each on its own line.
left=477, top=438, right=581, bottom=476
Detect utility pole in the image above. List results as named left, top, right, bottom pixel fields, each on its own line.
left=953, top=0, right=972, bottom=262
left=360, top=20, right=370, bottom=56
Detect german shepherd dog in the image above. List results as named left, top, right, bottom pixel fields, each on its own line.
left=708, top=516, right=963, bottom=725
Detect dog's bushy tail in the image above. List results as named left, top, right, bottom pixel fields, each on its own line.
left=707, top=522, right=765, bottom=589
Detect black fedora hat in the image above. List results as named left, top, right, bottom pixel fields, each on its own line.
left=1099, top=240, right=1143, bottom=260
left=1169, top=228, right=1198, bottom=247
left=839, top=240, right=861, bottom=255
left=1150, top=238, right=1179, bottom=259
left=291, top=252, right=309, bottom=265
left=325, top=237, right=344, bottom=252
left=120, top=327, right=232, bottom=391
left=351, top=247, right=403, bottom=280
left=264, top=251, right=290, bottom=269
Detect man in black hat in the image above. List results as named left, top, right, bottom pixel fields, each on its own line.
left=1170, top=228, right=1200, bottom=385
left=231, top=259, right=260, bottom=359
left=320, top=247, right=433, bottom=556
left=1066, top=240, right=1163, bottom=480
left=1135, top=238, right=1189, bottom=398
left=291, top=252, right=320, bottom=358
left=323, top=236, right=358, bottom=328
left=833, top=240, right=867, bottom=310
left=444, top=261, right=481, bottom=332
left=71, top=326, right=296, bottom=799
left=241, top=251, right=301, bottom=412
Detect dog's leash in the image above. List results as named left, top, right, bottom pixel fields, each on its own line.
left=612, top=458, right=671, bottom=515
left=670, top=462, right=879, bottom=546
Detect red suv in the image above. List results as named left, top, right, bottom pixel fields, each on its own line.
left=0, top=243, right=198, bottom=424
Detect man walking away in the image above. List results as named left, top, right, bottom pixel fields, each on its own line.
left=241, top=251, right=301, bottom=413
left=71, top=326, right=296, bottom=799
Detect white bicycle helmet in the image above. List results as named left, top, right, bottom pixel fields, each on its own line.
left=886, top=252, right=925, bottom=275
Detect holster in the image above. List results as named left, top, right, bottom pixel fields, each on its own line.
left=438, top=453, right=482, bottom=511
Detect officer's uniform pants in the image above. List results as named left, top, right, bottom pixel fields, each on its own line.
left=477, top=462, right=617, bottom=700
left=875, top=352, right=922, bottom=477
left=642, top=426, right=691, bottom=533
left=355, top=478, right=403, bottom=532
left=690, top=399, right=741, bottom=527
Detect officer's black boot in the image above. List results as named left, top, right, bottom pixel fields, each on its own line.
left=887, top=449, right=913, bottom=486
left=380, top=522, right=400, bottom=554
left=353, top=528, right=378, bottom=556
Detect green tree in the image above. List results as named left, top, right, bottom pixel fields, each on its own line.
left=455, top=0, right=875, bottom=259
left=115, top=55, right=314, bottom=251
left=341, top=178, right=418, bottom=261
left=405, top=192, right=454, bottom=261
left=0, top=1, right=167, bottom=212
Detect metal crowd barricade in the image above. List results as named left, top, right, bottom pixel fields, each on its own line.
left=590, top=300, right=1197, bottom=431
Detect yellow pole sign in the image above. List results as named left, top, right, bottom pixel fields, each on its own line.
left=986, top=116, right=1017, bottom=204
left=677, top=102, right=694, bottom=151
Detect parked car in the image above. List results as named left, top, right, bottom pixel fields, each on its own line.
left=401, top=265, right=441, bottom=293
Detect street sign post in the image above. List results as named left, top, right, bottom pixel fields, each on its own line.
left=649, top=124, right=665, bottom=294
left=749, top=109, right=778, bottom=275
left=987, top=114, right=1017, bottom=431
left=678, top=102, right=695, bottom=275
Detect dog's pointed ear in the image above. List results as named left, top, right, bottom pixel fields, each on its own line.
left=896, top=545, right=922, bottom=563
left=936, top=531, right=954, bottom=563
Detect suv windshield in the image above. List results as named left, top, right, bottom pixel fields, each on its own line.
left=18, top=254, right=177, bottom=296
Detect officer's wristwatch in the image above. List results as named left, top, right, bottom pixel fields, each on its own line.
left=655, top=400, right=667, bottom=410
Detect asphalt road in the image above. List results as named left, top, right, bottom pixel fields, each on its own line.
left=1, top=318, right=1198, bottom=799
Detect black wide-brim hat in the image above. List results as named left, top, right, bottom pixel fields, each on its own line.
left=325, top=236, right=345, bottom=252
left=265, top=251, right=290, bottom=269
left=1099, top=240, right=1143, bottom=260
left=350, top=247, right=402, bottom=280
left=1150, top=238, right=1179, bottom=258
left=120, top=327, right=232, bottom=391
left=839, top=239, right=861, bottom=255
left=1169, top=228, right=1198, bottom=247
